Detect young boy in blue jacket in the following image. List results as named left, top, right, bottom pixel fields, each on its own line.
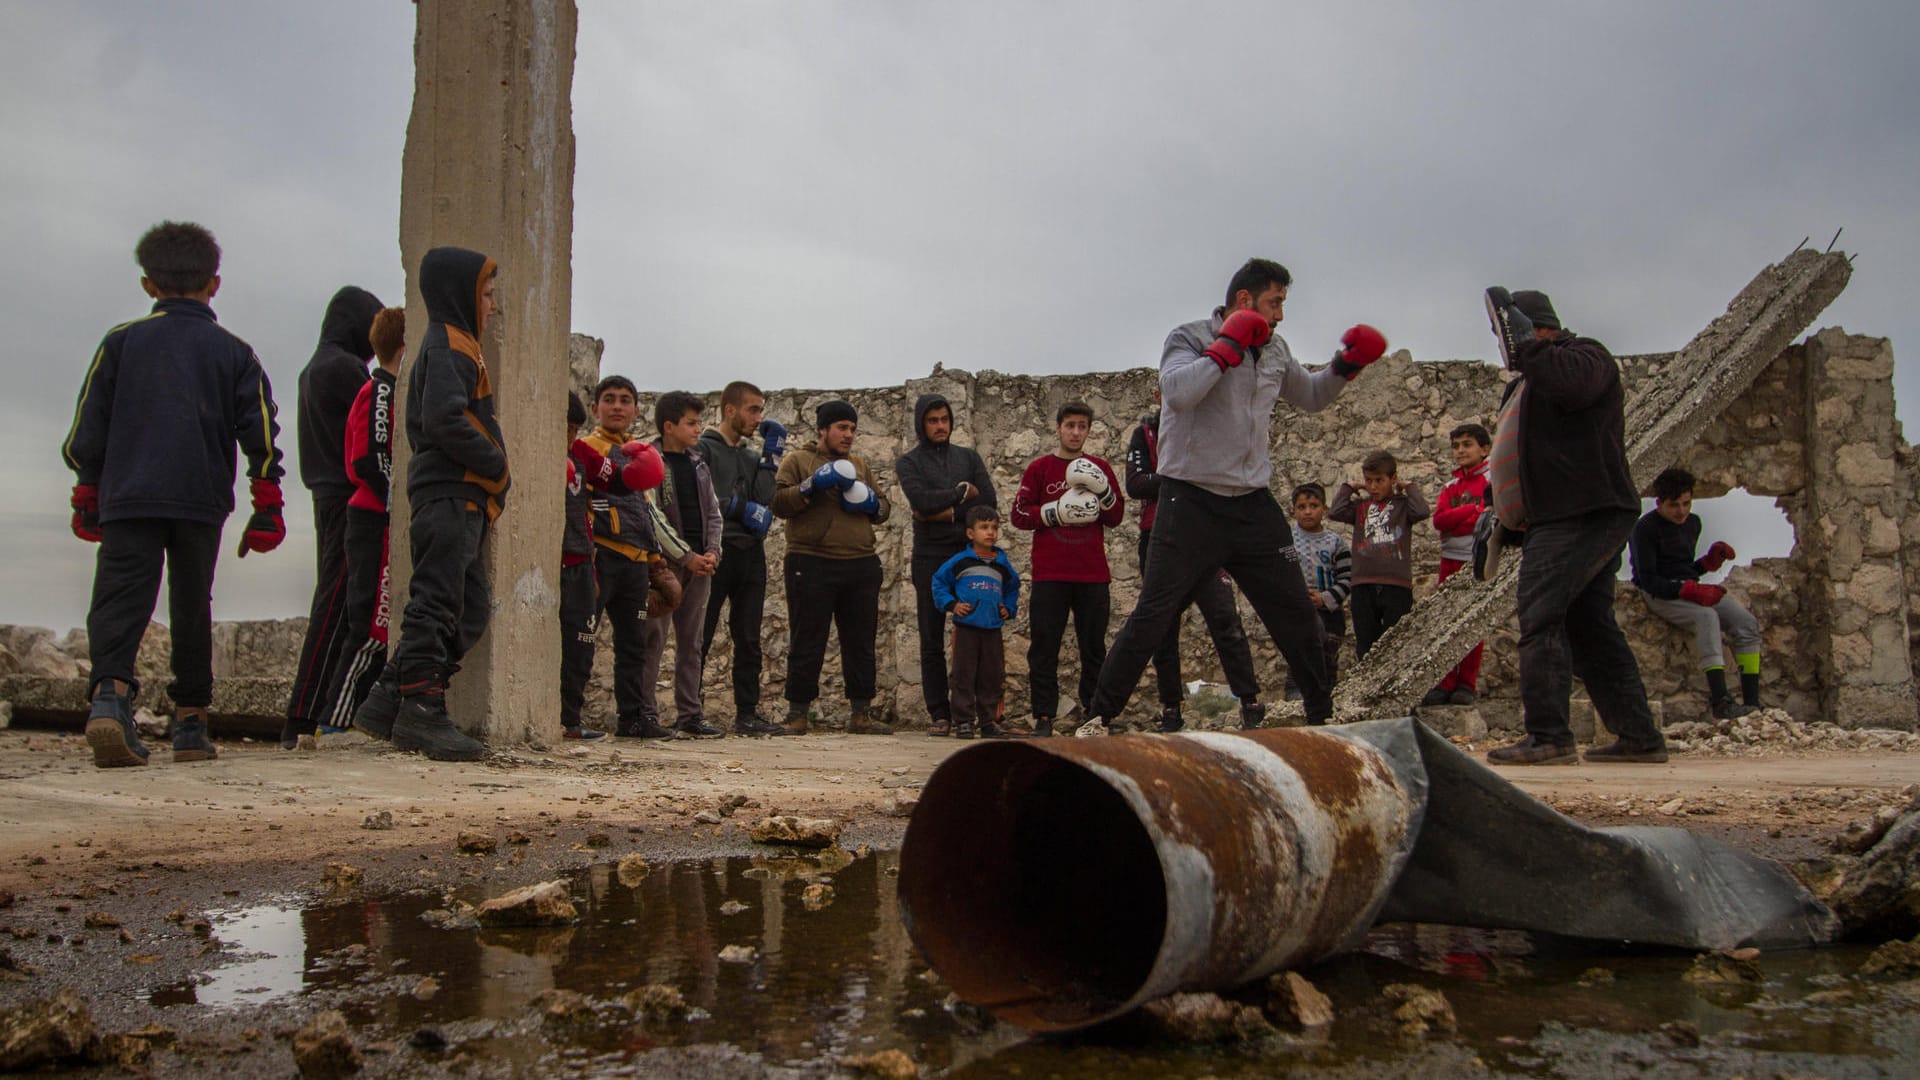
left=63, top=221, right=286, bottom=768
left=930, top=506, right=1021, bottom=739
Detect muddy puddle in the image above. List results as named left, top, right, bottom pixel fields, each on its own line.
left=145, top=850, right=1920, bottom=1077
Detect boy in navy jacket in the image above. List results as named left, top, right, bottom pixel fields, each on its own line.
left=930, top=506, right=1022, bottom=739
left=353, top=246, right=507, bottom=762
left=63, top=221, right=285, bottom=768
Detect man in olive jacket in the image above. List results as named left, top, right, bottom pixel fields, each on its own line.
left=771, top=399, right=892, bottom=735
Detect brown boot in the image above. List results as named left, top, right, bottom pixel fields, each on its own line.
left=847, top=699, right=894, bottom=735
left=780, top=703, right=812, bottom=736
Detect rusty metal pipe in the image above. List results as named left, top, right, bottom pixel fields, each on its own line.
left=898, top=728, right=1416, bottom=1032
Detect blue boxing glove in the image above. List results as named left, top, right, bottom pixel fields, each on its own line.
left=741, top=500, right=772, bottom=538
left=758, top=419, right=789, bottom=470
left=839, top=480, right=880, bottom=516
left=800, top=458, right=857, bottom=496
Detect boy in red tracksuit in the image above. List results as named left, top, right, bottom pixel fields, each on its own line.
left=1010, top=401, right=1125, bottom=736
left=1422, top=423, right=1492, bottom=706
left=63, top=221, right=286, bottom=768
left=313, top=306, right=406, bottom=744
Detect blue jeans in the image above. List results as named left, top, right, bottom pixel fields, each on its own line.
left=1516, top=510, right=1661, bottom=748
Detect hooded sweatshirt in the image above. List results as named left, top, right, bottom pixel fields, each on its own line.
left=894, top=393, right=997, bottom=551
left=62, top=297, right=284, bottom=525
left=696, top=426, right=777, bottom=551
left=404, top=247, right=509, bottom=520
left=343, top=366, right=396, bottom=512
left=297, top=286, right=383, bottom=497
left=1124, top=411, right=1164, bottom=533
left=1158, top=309, right=1349, bottom=496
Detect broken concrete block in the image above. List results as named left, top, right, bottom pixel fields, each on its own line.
left=1266, top=971, right=1334, bottom=1027
left=474, top=881, right=576, bottom=928
left=291, top=1009, right=361, bottom=1078
left=748, top=816, right=841, bottom=849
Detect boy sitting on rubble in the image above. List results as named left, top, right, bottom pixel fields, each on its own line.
left=1629, top=467, right=1762, bottom=719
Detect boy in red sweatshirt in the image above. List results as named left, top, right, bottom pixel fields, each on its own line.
left=1422, top=423, right=1492, bottom=706
left=1010, top=401, right=1125, bottom=736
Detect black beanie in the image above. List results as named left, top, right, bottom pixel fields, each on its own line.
left=1512, top=290, right=1561, bottom=330
left=816, top=399, right=858, bottom=430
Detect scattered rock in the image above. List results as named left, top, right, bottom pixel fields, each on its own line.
left=1861, top=937, right=1920, bottom=977
left=718, top=944, right=758, bottom=964
left=412, top=977, right=440, bottom=1001
left=1683, top=948, right=1763, bottom=986
left=624, top=984, right=688, bottom=1021
left=1658, top=798, right=1685, bottom=816
left=1140, top=991, right=1271, bottom=1042
left=748, top=816, right=841, bottom=849
left=1266, top=971, right=1334, bottom=1027
left=887, top=793, right=918, bottom=818
left=1383, top=983, right=1456, bottom=1035
left=583, top=832, right=611, bottom=848
left=801, top=883, right=835, bottom=911
left=533, top=988, right=593, bottom=1025
left=82, top=912, right=119, bottom=929
left=1821, top=796, right=1920, bottom=939
left=719, top=900, right=749, bottom=916
left=616, top=854, right=650, bottom=887
left=360, top=811, right=394, bottom=831
left=85, top=1032, right=151, bottom=1069
left=0, top=890, right=12, bottom=909
left=1659, top=1020, right=1701, bottom=1048
left=506, top=831, right=532, bottom=845
left=0, top=987, right=97, bottom=1070
left=132, top=707, right=167, bottom=739
left=321, top=863, right=364, bottom=889
left=455, top=831, right=497, bottom=855
left=693, top=810, right=724, bottom=825
left=842, top=1048, right=919, bottom=1079
left=474, top=881, right=576, bottom=928
left=290, top=1010, right=361, bottom=1078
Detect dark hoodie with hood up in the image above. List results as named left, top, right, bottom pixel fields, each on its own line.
left=297, top=286, right=384, bottom=497
left=405, top=247, right=509, bottom=520
left=893, top=393, right=997, bottom=552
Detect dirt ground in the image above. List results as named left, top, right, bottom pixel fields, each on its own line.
left=1, top=726, right=1916, bottom=893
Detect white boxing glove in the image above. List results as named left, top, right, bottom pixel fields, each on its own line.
left=839, top=479, right=880, bottom=515
left=1040, top=488, right=1102, bottom=527
left=1063, top=456, right=1117, bottom=509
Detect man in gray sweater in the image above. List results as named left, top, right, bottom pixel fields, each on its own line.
left=1085, top=258, right=1387, bottom=729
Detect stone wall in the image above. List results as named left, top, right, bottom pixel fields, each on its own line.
left=5, top=329, right=1912, bottom=735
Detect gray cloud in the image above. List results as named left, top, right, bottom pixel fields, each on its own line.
left=2, top=0, right=1912, bottom=627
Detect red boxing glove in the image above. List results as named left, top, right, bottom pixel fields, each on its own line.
left=236, top=478, right=285, bottom=558
left=1699, top=541, right=1736, bottom=573
left=1331, top=324, right=1387, bottom=380
left=1204, top=309, right=1272, bottom=373
left=569, top=438, right=617, bottom=489
left=621, top=441, right=666, bottom=493
left=69, top=484, right=103, bottom=543
left=1678, top=580, right=1726, bottom=607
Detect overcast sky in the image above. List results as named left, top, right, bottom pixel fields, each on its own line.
left=3, top=1, right=1914, bottom=630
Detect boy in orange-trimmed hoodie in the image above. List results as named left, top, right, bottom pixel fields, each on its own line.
left=1422, top=423, right=1492, bottom=706
left=352, top=247, right=507, bottom=762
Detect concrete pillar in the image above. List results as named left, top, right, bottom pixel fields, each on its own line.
left=391, top=0, right=577, bottom=745
left=1800, top=330, right=1916, bottom=729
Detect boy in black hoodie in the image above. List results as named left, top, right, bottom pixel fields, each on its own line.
left=352, top=247, right=507, bottom=762
left=63, top=221, right=285, bottom=768
left=282, top=284, right=384, bottom=747
left=893, top=393, right=996, bottom=734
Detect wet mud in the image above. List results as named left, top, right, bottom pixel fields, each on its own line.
left=5, top=846, right=1917, bottom=1077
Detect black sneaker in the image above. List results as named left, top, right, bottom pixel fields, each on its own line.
left=676, top=717, right=726, bottom=739
left=1240, top=702, right=1266, bottom=730
left=1159, top=706, right=1185, bottom=734
left=563, top=725, right=608, bottom=741
left=617, top=716, right=677, bottom=739
left=1486, top=736, right=1577, bottom=766
left=1032, top=717, right=1054, bottom=738
left=1448, top=689, right=1477, bottom=707
left=1710, top=697, right=1756, bottom=720
left=1419, top=688, right=1452, bottom=708
left=353, top=667, right=402, bottom=741
left=84, top=685, right=148, bottom=769
left=391, top=692, right=486, bottom=762
left=1583, top=739, right=1669, bottom=764
left=279, top=716, right=316, bottom=751
left=734, top=713, right=786, bottom=737
left=954, top=721, right=976, bottom=740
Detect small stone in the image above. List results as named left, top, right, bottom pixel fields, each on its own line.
left=85, top=1032, right=151, bottom=1069
left=1265, top=971, right=1334, bottom=1027
left=0, top=987, right=97, bottom=1070
left=321, top=864, right=364, bottom=889
left=1658, top=798, right=1685, bottom=816
left=1659, top=1020, right=1701, bottom=1048
left=474, top=881, right=576, bottom=928
left=290, top=1009, right=361, bottom=1078
left=534, top=988, right=592, bottom=1024
left=0, top=891, right=13, bottom=909
left=506, top=831, right=531, bottom=844
left=748, top=816, right=841, bottom=849
left=719, top=900, right=749, bottom=915
left=412, top=977, right=440, bottom=1001
left=1683, top=949, right=1763, bottom=986
left=624, top=984, right=689, bottom=1021
left=1383, top=983, right=1456, bottom=1035
left=82, top=912, right=120, bottom=929
left=616, top=854, right=650, bottom=887
left=842, top=1048, right=919, bottom=1079
left=1861, top=937, right=1920, bottom=977
left=887, top=794, right=918, bottom=818
left=455, top=831, right=497, bottom=854
left=1140, top=991, right=1267, bottom=1042
left=693, top=810, right=724, bottom=825
left=361, top=811, right=394, bottom=831
left=801, top=884, right=835, bottom=911
left=718, top=944, right=758, bottom=964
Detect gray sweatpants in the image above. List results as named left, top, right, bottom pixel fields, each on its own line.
left=640, top=570, right=712, bottom=724
left=1644, top=592, right=1761, bottom=670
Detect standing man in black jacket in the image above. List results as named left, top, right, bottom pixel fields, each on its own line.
left=282, top=285, right=384, bottom=748
left=696, top=381, right=787, bottom=735
left=1481, top=288, right=1665, bottom=766
left=894, top=394, right=996, bottom=734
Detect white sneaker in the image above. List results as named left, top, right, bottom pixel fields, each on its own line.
left=1072, top=718, right=1108, bottom=738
